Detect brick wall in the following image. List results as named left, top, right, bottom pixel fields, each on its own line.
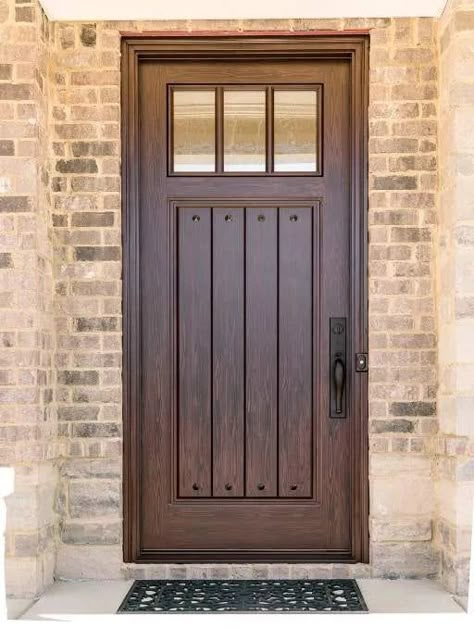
left=10, top=0, right=474, bottom=597
left=436, top=0, right=474, bottom=601
left=0, top=0, right=57, bottom=597
left=46, top=16, right=440, bottom=582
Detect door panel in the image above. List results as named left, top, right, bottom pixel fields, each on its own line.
left=245, top=207, right=278, bottom=498
left=212, top=207, right=245, bottom=498
left=125, top=42, right=369, bottom=562
left=178, top=207, right=212, bottom=498
left=278, top=206, right=314, bottom=498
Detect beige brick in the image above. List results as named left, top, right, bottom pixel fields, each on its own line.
left=0, top=6, right=452, bottom=593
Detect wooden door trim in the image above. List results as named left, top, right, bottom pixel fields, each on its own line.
left=122, top=34, right=369, bottom=564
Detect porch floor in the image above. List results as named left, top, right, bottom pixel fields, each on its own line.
left=7, top=578, right=464, bottom=619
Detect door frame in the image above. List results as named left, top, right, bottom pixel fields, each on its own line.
left=122, top=33, right=369, bottom=563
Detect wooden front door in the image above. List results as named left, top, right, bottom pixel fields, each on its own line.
left=123, top=36, right=369, bottom=563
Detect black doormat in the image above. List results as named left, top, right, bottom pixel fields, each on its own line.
left=118, top=579, right=368, bottom=613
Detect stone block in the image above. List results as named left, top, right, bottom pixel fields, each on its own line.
left=58, top=406, right=99, bottom=421
left=68, top=480, right=120, bottom=518
left=71, top=141, right=117, bottom=157
left=0, top=195, right=31, bottom=212
left=80, top=24, right=96, bottom=47
left=370, top=453, right=431, bottom=477
left=74, top=246, right=120, bottom=261
left=373, top=176, right=417, bottom=191
left=372, top=477, right=434, bottom=517
left=71, top=212, right=114, bottom=227
left=58, top=370, right=99, bottom=385
left=56, top=159, right=98, bottom=174
left=371, top=419, right=415, bottom=433
left=75, top=317, right=119, bottom=332
left=61, top=458, right=121, bottom=479
left=72, top=422, right=121, bottom=438
left=390, top=401, right=436, bottom=416
left=15, top=6, right=34, bottom=22
left=0, top=83, right=32, bottom=100
left=61, top=520, right=121, bottom=544
left=371, top=542, right=439, bottom=578
left=54, top=124, right=98, bottom=139
left=371, top=518, right=432, bottom=541
left=56, top=544, right=123, bottom=580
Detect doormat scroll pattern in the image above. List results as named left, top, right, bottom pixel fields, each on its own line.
left=118, top=579, right=368, bottom=613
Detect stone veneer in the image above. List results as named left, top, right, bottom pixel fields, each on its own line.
left=0, top=0, right=471, bottom=600
left=436, top=0, right=474, bottom=601
left=0, top=0, right=57, bottom=597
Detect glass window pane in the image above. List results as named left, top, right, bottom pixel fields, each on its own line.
left=173, top=90, right=215, bottom=172
left=274, top=90, right=318, bottom=172
left=224, top=90, right=266, bottom=172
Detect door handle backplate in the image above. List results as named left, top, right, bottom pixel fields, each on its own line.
left=330, top=317, right=347, bottom=418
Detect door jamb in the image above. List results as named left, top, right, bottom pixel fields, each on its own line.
left=122, top=33, right=369, bottom=564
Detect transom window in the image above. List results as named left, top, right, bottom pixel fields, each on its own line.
left=169, top=86, right=322, bottom=175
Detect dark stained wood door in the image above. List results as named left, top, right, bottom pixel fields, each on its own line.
left=123, top=36, right=369, bottom=563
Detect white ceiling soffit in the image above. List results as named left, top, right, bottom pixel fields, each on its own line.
left=39, top=0, right=448, bottom=22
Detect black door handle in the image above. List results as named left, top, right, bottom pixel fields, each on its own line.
left=333, top=356, right=345, bottom=415
left=330, top=318, right=347, bottom=418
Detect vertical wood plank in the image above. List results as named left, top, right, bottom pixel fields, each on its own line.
left=278, top=207, right=313, bottom=497
left=178, top=207, right=212, bottom=497
left=245, top=207, right=278, bottom=497
left=212, top=207, right=245, bottom=497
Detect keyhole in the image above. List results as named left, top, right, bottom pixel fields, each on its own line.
left=192, top=215, right=200, bottom=222
left=257, top=215, right=265, bottom=222
left=290, top=215, right=298, bottom=222
left=192, top=483, right=200, bottom=491
left=225, top=215, right=233, bottom=222
left=257, top=483, right=265, bottom=491
left=225, top=483, right=232, bottom=491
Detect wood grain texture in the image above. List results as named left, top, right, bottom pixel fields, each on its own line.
left=178, top=207, right=212, bottom=497
left=245, top=207, right=278, bottom=497
left=278, top=206, right=313, bottom=497
left=212, top=207, right=245, bottom=497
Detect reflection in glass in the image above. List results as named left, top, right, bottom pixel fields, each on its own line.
left=173, top=90, right=215, bottom=172
left=224, top=90, right=266, bottom=172
left=274, top=90, right=318, bottom=172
